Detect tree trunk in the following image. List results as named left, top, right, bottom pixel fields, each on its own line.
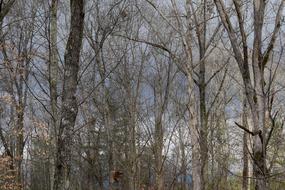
left=15, top=103, right=24, bottom=189
left=198, top=59, right=208, bottom=190
left=179, top=126, right=187, bottom=190
left=153, top=59, right=171, bottom=190
left=15, top=51, right=29, bottom=189
left=186, top=0, right=209, bottom=188
left=188, top=75, right=208, bottom=190
left=49, top=0, right=58, bottom=189
left=242, top=99, right=251, bottom=190
left=53, top=0, right=84, bottom=190
left=154, top=117, right=164, bottom=190
left=49, top=0, right=58, bottom=136
left=189, top=107, right=202, bottom=190
left=252, top=1, right=267, bottom=189
left=128, top=105, right=137, bottom=190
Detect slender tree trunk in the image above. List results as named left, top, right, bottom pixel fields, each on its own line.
left=106, top=111, right=115, bottom=190
left=198, top=2, right=208, bottom=188
left=188, top=77, right=202, bottom=190
left=198, top=59, right=208, bottom=190
left=189, top=105, right=202, bottom=190
left=128, top=103, right=137, bottom=190
left=179, top=126, right=187, bottom=190
left=242, top=99, right=250, bottom=190
left=53, top=1, right=84, bottom=190
left=15, top=55, right=29, bottom=189
left=49, top=0, right=58, bottom=189
left=154, top=116, right=164, bottom=190
left=15, top=103, right=24, bottom=189
left=50, top=0, right=58, bottom=136
left=153, top=61, right=171, bottom=190
left=251, top=1, right=267, bottom=189
left=186, top=0, right=209, bottom=188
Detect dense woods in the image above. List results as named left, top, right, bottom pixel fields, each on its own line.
left=0, top=0, right=285, bottom=190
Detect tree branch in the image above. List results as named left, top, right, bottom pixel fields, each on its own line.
left=235, top=122, right=261, bottom=136
left=262, top=0, right=284, bottom=66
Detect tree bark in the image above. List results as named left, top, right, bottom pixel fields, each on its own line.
left=15, top=103, right=24, bottom=189
left=242, top=99, right=250, bottom=190
left=53, top=0, right=84, bottom=190
left=189, top=102, right=202, bottom=190
left=154, top=117, right=164, bottom=190
left=49, top=0, right=58, bottom=189
left=179, top=126, right=187, bottom=190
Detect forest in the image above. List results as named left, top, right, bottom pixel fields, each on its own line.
left=0, top=0, right=285, bottom=190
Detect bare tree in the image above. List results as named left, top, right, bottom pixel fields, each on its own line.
left=213, top=0, right=284, bottom=189
left=49, top=0, right=59, bottom=189
left=53, top=0, right=84, bottom=189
